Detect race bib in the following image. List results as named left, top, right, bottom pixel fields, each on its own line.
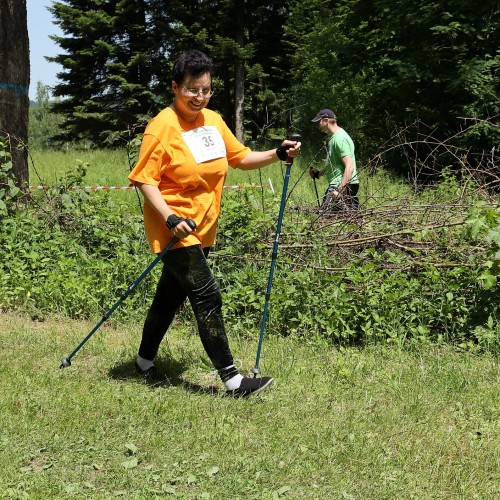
left=182, top=126, right=226, bottom=164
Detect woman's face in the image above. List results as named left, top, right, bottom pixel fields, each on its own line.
left=172, top=72, right=212, bottom=123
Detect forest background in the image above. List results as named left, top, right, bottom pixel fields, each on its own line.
left=27, top=0, right=498, bottom=163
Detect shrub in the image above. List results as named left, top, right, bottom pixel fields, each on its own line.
left=0, top=167, right=498, bottom=352
left=0, top=137, right=24, bottom=216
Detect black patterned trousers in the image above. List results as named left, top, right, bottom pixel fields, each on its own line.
left=138, top=245, right=233, bottom=370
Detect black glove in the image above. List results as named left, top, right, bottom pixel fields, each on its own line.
left=277, top=133, right=301, bottom=161
left=276, top=145, right=288, bottom=161
left=309, top=168, right=320, bottom=179
left=166, top=215, right=196, bottom=231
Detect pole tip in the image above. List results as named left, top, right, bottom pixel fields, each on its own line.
left=60, top=357, right=71, bottom=369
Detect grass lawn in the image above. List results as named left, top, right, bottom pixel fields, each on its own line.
left=0, top=313, right=498, bottom=499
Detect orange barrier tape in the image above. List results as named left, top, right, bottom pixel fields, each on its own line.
left=29, top=184, right=272, bottom=191
left=30, top=185, right=135, bottom=191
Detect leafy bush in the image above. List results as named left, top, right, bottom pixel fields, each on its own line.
left=212, top=190, right=500, bottom=351
left=0, top=161, right=153, bottom=321
left=0, top=167, right=499, bottom=352
left=0, top=138, right=23, bottom=216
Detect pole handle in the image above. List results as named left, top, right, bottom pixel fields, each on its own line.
left=286, top=133, right=302, bottom=165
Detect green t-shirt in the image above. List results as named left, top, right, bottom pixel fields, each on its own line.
left=325, top=128, right=359, bottom=185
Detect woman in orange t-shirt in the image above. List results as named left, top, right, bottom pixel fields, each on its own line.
left=128, top=50, right=301, bottom=398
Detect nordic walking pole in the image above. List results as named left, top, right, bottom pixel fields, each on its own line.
left=252, top=134, right=301, bottom=377
left=60, top=219, right=196, bottom=368
left=312, top=175, right=321, bottom=207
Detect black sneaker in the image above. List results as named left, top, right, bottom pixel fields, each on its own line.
left=227, top=376, right=273, bottom=398
left=134, top=362, right=168, bottom=383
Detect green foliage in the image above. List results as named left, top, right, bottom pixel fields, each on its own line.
left=48, top=0, right=166, bottom=146
left=216, top=237, right=498, bottom=351
left=461, top=55, right=500, bottom=142
left=2, top=149, right=500, bottom=352
left=42, top=0, right=498, bottom=162
left=47, top=0, right=293, bottom=146
left=0, top=138, right=23, bottom=216
left=0, top=161, right=151, bottom=320
left=217, top=189, right=275, bottom=253
left=210, top=187, right=499, bottom=351
left=286, top=0, right=499, bottom=166
left=464, top=205, right=500, bottom=296
left=284, top=0, right=370, bottom=155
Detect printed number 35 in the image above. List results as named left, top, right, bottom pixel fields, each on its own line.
left=202, top=136, right=215, bottom=147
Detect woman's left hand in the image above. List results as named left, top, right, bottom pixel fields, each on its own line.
left=281, top=139, right=301, bottom=158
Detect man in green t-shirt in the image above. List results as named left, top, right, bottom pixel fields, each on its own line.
left=309, top=108, right=359, bottom=211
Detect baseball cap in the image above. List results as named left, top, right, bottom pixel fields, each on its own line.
left=311, top=109, right=337, bottom=122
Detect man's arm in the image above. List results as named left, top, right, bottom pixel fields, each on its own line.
left=339, top=155, right=354, bottom=191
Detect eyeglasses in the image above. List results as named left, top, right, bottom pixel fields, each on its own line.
left=182, top=86, right=214, bottom=98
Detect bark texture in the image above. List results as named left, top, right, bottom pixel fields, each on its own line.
left=0, top=0, right=30, bottom=186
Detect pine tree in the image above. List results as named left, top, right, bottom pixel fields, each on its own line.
left=48, top=0, right=171, bottom=145
left=47, top=0, right=293, bottom=145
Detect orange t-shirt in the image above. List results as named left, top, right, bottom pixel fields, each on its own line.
left=128, top=107, right=251, bottom=253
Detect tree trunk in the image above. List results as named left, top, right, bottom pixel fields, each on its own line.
left=234, top=58, right=245, bottom=143
left=0, top=0, right=30, bottom=186
left=233, top=4, right=245, bottom=143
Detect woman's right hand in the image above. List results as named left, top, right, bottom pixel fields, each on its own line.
left=166, top=214, right=196, bottom=239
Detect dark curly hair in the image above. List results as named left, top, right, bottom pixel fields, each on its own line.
left=172, top=50, right=214, bottom=84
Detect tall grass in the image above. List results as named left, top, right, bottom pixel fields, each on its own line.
left=26, top=146, right=417, bottom=216
left=28, top=148, right=130, bottom=187
left=27, top=146, right=322, bottom=210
